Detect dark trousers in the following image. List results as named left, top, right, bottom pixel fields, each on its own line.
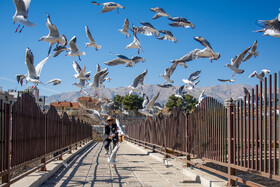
left=104, top=137, right=118, bottom=151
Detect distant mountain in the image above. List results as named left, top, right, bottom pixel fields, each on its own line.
left=45, top=84, right=254, bottom=105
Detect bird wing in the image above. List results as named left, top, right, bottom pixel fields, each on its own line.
left=150, top=7, right=164, bottom=13
left=104, top=58, right=127, bottom=66
left=159, top=30, right=173, bottom=37
left=100, top=6, right=116, bottom=13
left=243, top=87, right=250, bottom=95
left=72, top=61, right=82, bottom=74
left=96, top=63, right=101, bottom=72
left=178, top=85, right=184, bottom=95
left=248, top=71, right=257, bottom=78
left=14, top=0, right=30, bottom=18
left=45, top=78, right=61, bottom=85
left=93, top=68, right=108, bottom=86
left=86, top=109, right=108, bottom=125
left=173, top=49, right=201, bottom=62
left=258, top=18, right=280, bottom=32
left=194, top=36, right=213, bottom=50
left=16, top=74, right=26, bottom=86
left=140, top=21, right=156, bottom=30
left=188, top=70, right=201, bottom=81
left=146, top=92, right=160, bottom=110
left=46, top=14, right=59, bottom=37
left=130, top=69, right=148, bottom=88
left=123, top=18, right=129, bottom=32
left=166, top=61, right=178, bottom=77
left=116, top=119, right=125, bottom=135
left=35, top=55, right=50, bottom=77
left=85, top=26, right=95, bottom=43
left=243, top=40, right=258, bottom=62
left=69, top=36, right=79, bottom=52
left=232, top=47, right=251, bottom=68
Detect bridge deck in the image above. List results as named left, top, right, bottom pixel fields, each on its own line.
left=40, top=141, right=202, bottom=187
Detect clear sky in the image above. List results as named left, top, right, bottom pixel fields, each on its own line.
left=0, top=0, right=279, bottom=96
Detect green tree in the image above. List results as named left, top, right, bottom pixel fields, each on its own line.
left=113, top=95, right=123, bottom=110
left=122, top=94, right=143, bottom=111
left=166, top=94, right=198, bottom=113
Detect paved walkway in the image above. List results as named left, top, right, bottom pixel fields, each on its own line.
left=40, top=141, right=202, bottom=187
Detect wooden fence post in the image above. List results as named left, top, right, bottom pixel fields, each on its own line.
left=225, top=98, right=235, bottom=186
left=185, top=113, right=191, bottom=167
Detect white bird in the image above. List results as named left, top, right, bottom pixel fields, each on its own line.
left=73, top=79, right=86, bottom=92
left=150, top=7, right=171, bottom=19
left=193, top=36, right=220, bottom=62
left=224, top=47, right=251, bottom=77
left=255, top=9, right=280, bottom=38
left=66, top=36, right=86, bottom=61
left=104, top=53, right=145, bottom=67
left=140, top=22, right=159, bottom=37
left=99, top=71, right=111, bottom=87
left=39, top=14, right=67, bottom=55
left=24, top=48, right=50, bottom=87
left=16, top=74, right=26, bottom=86
left=243, top=40, right=258, bottom=62
left=157, top=83, right=175, bottom=89
left=160, top=61, right=179, bottom=83
left=170, top=49, right=200, bottom=68
left=157, top=30, right=178, bottom=43
left=131, top=25, right=153, bottom=36
left=116, top=119, right=126, bottom=135
left=100, top=101, right=114, bottom=116
left=168, top=17, right=195, bottom=29
left=128, top=69, right=148, bottom=92
left=92, top=1, right=125, bottom=14
left=125, top=34, right=143, bottom=54
left=138, top=92, right=160, bottom=117
left=84, top=109, right=108, bottom=125
left=196, top=90, right=207, bottom=107
left=217, top=79, right=235, bottom=83
left=45, top=78, right=61, bottom=86
left=53, top=46, right=68, bottom=57
left=85, top=26, right=101, bottom=50
left=13, top=0, right=36, bottom=33
left=88, top=68, right=108, bottom=89
left=182, top=70, right=201, bottom=90
left=142, top=94, right=149, bottom=108
left=108, top=144, right=120, bottom=165
left=72, top=61, right=91, bottom=80
left=249, top=69, right=270, bottom=81
left=174, top=85, right=186, bottom=99
left=118, top=18, right=130, bottom=38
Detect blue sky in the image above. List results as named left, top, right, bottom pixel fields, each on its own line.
left=0, top=0, right=279, bottom=96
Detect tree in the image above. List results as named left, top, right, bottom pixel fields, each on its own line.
left=122, top=94, right=143, bottom=111
left=113, top=95, right=123, bottom=110
left=166, top=94, right=198, bottom=113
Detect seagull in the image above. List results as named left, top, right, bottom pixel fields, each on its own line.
left=142, top=93, right=149, bottom=108
left=170, top=49, right=201, bottom=68
left=53, top=46, right=68, bottom=57
left=193, top=36, right=220, bottom=62
left=131, top=25, right=153, bottom=36
left=45, top=78, right=61, bottom=85
left=104, top=53, right=145, bottom=67
left=39, top=14, right=67, bottom=55
left=108, top=144, right=120, bottom=165
left=88, top=68, right=108, bottom=89
left=66, top=36, right=86, bottom=61
left=140, top=22, right=159, bottom=37
left=83, top=109, right=107, bottom=125
left=24, top=48, right=50, bottom=88
left=174, top=85, right=186, bottom=99
left=243, top=40, right=258, bottom=62
left=116, top=119, right=126, bottom=135
left=243, top=87, right=250, bottom=96
left=128, top=69, right=148, bottom=92
left=16, top=74, right=26, bottom=86
left=150, top=7, right=171, bottom=19
left=182, top=70, right=201, bottom=90
left=160, top=61, right=179, bottom=83
left=92, top=1, right=125, bottom=14
left=157, top=30, right=178, bottom=43
left=138, top=92, right=160, bottom=117
left=73, top=79, right=86, bottom=93
left=99, top=71, right=111, bottom=87
left=125, top=33, right=143, bottom=54
left=168, top=17, right=195, bottom=29
left=224, top=47, right=251, bottom=77
left=100, top=101, right=114, bottom=116
left=118, top=18, right=130, bottom=38
left=217, top=79, right=235, bottom=82
left=196, top=90, right=207, bottom=107
left=255, top=9, right=280, bottom=38
left=85, top=26, right=101, bottom=51
left=249, top=69, right=270, bottom=81
left=157, top=83, right=175, bottom=89
left=72, top=61, right=91, bottom=80
left=13, top=0, right=36, bottom=33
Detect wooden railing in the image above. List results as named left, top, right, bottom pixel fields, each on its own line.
left=0, top=93, right=92, bottom=187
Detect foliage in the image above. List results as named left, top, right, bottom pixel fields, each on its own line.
left=122, top=94, right=143, bottom=111
left=166, top=94, right=198, bottom=113
left=113, top=95, right=123, bottom=110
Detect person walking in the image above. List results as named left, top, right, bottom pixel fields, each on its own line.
left=103, top=116, right=119, bottom=154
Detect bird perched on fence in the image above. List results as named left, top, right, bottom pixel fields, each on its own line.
left=13, top=0, right=36, bottom=33
left=249, top=69, right=270, bottom=81
left=85, top=25, right=101, bottom=51
left=92, top=1, right=125, bottom=14
left=39, top=14, right=67, bottom=55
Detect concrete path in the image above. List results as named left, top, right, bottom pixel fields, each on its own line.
left=40, top=141, right=202, bottom=187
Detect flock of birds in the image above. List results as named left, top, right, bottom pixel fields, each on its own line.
left=12, top=0, right=280, bottom=117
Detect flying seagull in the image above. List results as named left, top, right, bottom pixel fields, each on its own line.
left=243, top=40, right=258, bottom=62
left=157, top=83, right=175, bottom=89
left=13, top=0, right=36, bottom=33
left=150, top=7, right=171, bottom=19
left=88, top=68, right=108, bottom=89
left=217, top=79, right=235, bottom=82
left=128, top=69, right=148, bottom=92
left=92, top=1, right=125, bottom=14
left=168, top=17, right=195, bottom=29
left=138, top=92, right=160, bottom=117
left=142, top=93, right=149, bottom=109
left=53, top=46, right=68, bottom=57
left=45, top=78, right=61, bottom=85
left=224, top=47, right=251, bottom=77
left=125, top=33, right=143, bottom=54
left=249, top=69, right=270, bottom=81
left=193, top=36, right=220, bottom=62
left=140, top=21, right=159, bottom=37
left=174, top=85, right=186, bottom=99
left=157, top=30, right=178, bottom=43
left=116, top=119, right=126, bottom=136
left=160, top=61, right=179, bottom=83
left=100, top=101, right=114, bottom=116
left=72, top=61, right=91, bottom=80
left=85, top=25, right=101, bottom=50
left=23, top=48, right=50, bottom=87
left=39, top=14, right=67, bottom=55
left=196, top=90, right=207, bottom=107
left=255, top=9, right=280, bottom=38
left=118, top=18, right=130, bottom=38
left=104, top=53, right=145, bottom=67
left=16, top=74, right=26, bottom=86
left=170, top=49, right=201, bottom=68
left=182, top=70, right=201, bottom=90
left=66, top=36, right=86, bottom=61
left=73, top=79, right=86, bottom=93
left=84, top=109, right=107, bottom=125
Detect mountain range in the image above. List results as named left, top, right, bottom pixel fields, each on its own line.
left=45, top=84, right=254, bottom=105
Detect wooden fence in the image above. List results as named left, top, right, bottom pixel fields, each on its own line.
left=125, top=72, right=279, bottom=186
left=0, top=93, right=92, bottom=187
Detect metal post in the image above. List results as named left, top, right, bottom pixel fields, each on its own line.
left=225, top=98, right=235, bottom=186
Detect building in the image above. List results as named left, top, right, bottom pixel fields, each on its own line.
left=50, top=101, right=80, bottom=116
